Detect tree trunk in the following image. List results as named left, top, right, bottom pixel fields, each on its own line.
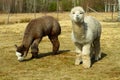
left=33, top=0, right=36, bottom=18
left=118, top=0, right=120, bottom=21
left=19, top=0, right=23, bottom=13
left=57, top=0, right=59, bottom=20
left=5, top=0, right=11, bottom=24
left=104, top=2, right=107, bottom=12
left=72, top=0, right=76, bottom=7
left=108, top=3, right=111, bottom=12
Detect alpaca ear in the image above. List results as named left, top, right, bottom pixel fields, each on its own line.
left=15, top=44, right=18, bottom=48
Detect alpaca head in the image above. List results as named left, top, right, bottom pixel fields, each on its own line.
left=15, top=45, right=26, bottom=61
left=70, top=6, right=85, bottom=23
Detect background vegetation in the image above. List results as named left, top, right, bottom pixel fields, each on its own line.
left=0, top=0, right=117, bottom=13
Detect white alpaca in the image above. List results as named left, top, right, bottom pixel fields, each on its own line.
left=70, top=6, right=101, bottom=68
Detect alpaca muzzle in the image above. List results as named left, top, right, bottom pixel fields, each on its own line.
left=16, top=52, right=24, bottom=61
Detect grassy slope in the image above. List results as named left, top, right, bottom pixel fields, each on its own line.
left=0, top=13, right=120, bottom=80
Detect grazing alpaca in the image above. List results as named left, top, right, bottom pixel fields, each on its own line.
left=15, top=16, right=61, bottom=61
left=70, top=6, right=101, bottom=68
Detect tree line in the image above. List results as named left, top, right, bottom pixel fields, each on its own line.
left=0, top=0, right=118, bottom=13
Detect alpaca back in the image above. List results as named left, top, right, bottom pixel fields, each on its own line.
left=84, top=16, right=101, bottom=41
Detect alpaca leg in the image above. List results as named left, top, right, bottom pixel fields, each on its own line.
left=31, top=38, right=41, bottom=58
left=49, top=36, right=60, bottom=54
left=74, top=42, right=82, bottom=65
left=82, top=44, right=91, bottom=68
left=75, top=46, right=82, bottom=65
left=90, top=44, right=94, bottom=59
left=93, top=38, right=101, bottom=61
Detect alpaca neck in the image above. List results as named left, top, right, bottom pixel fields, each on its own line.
left=72, top=22, right=85, bottom=36
left=22, top=35, right=33, bottom=52
left=24, top=33, right=33, bottom=43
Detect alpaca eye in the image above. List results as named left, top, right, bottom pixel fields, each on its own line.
left=73, top=12, right=75, bottom=14
left=80, top=12, right=83, bottom=14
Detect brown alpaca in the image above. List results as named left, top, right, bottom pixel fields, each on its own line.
left=15, top=16, right=61, bottom=61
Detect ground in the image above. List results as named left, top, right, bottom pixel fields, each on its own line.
left=0, top=12, right=120, bottom=80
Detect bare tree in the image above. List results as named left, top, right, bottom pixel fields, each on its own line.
left=57, top=0, right=59, bottom=20
left=72, top=0, right=76, bottom=7
left=18, top=0, right=23, bottom=13
left=4, top=0, right=12, bottom=24
left=0, top=0, right=110, bottom=13
left=33, top=0, right=36, bottom=18
left=118, top=0, right=120, bottom=21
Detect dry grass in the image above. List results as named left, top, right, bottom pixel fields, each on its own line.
left=0, top=12, right=120, bottom=80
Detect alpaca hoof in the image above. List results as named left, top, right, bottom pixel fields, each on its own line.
left=95, top=52, right=101, bottom=61
left=18, top=57, right=24, bottom=62
left=31, top=54, right=39, bottom=59
left=83, top=64, right=90, bottom=68
left=75, top=62, right=80, bottom=65
left=75, top=59, right=82, bottom=65
left=95, top=55, right=101, bottom=61
left=52, top=51, right=59, bottom=55
left=95, top=57, right=99, bottom=61
left=82, top=63, right=91, bottom=68
left=82, top=60, right=91, bottom=68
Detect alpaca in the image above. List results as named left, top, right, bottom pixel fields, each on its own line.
left=15, top=16, right=61, bottom=61
left=70, top=6, right=101, bottom=68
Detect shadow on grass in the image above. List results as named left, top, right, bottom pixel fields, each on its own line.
left=23, top=50, right=70, bottom=62
left=38, top=50, right=70, bottom=58
left=91, top=52, right=107, bottom=65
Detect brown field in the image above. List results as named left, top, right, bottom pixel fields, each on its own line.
left=0, top=12, right=120, bottom=80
